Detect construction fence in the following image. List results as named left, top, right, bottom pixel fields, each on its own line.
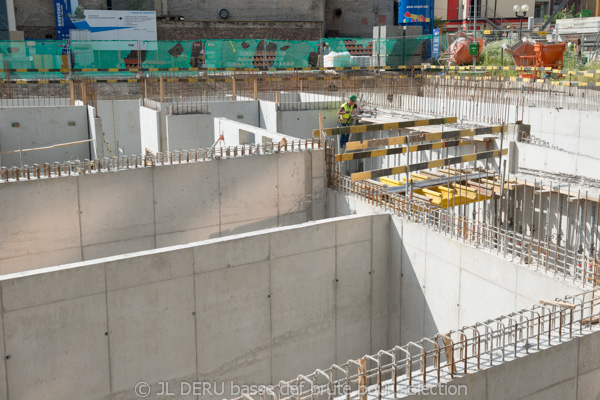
left=0, top=37, right=432, bottom=78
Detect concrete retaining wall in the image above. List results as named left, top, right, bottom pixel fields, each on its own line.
left=0, top=150, right=327, bottom=275
left=0, top=105, right=90, bottom=168
left=327, top=189, right=584, bottom=347
left=215, top=118, right=296, bottom=146
left=0, top=214, right=389, bottom=400
left=96, top=99, right=141, bottom=157
left=139, top=105, right=160, bottom=153
left=407, top=330, right=600, bottom=400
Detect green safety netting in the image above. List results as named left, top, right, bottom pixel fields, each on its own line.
left=0, top=40, right=68, bottom=78
left=0, top=37, right=435, bottom=77
left=323, top=36, right=431, bottom=67
left=204, top=39, right=318, bottom=69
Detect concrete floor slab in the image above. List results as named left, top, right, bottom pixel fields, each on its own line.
left=107, top=277, right=196, bottom=394
left=4, top=294, right=110, bottom=400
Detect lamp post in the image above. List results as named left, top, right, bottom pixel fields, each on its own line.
left=513, top=4, right=530, bottom=39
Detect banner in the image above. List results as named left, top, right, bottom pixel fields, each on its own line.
left=54, top=0, right=79, bottom=40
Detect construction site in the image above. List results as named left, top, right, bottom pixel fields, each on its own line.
left=0, top=63, right=598, bottom=399
left=2, top=1, right=600, bottom=398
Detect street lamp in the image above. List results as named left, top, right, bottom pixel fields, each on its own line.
left=513, top=4, right=530, bottom=39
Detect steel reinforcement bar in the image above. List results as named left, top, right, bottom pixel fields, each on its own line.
left=229, top=288, right=600, bottom=400
left=0, top=138, right=323, bottom=184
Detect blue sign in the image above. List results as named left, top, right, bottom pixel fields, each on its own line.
left=398, top=0, right=434, bottom=34
left=432, top=28, right=440, bottom=59
left=54, top=0, right=79, bottom=40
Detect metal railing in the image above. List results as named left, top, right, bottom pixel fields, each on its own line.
left=230, top=288, right=599, bottom=400
left=0, top=138, right=323, bottom=183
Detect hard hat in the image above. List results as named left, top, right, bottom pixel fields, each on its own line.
left=349, top=95, right=357, bottom=101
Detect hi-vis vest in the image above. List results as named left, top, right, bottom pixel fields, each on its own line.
left=339, top=102, right=356, bottom=124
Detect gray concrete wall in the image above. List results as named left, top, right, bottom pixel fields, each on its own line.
left=0, top=105, right=90, bottom=168
left=215, top=118, right=296, bottom=146
left=0, top=150, right=327, bottom=275
left=96, top=99, right=142, bottom=156
left=408, top=330, right=600, bottom=400
left=139, top=105, right=160, bottom=153
left=515, top=142, right=600, bottom=181
left=327, top=190, right=584, bottom=347
left=166, top=113, right=215, bottom=149
left=279, top=109, right=339, bottom=139
left=0, top=214, right=388, bottom=400
left=523, top=107, right=600, bottom=160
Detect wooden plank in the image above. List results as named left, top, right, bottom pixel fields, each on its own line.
left=539, top=299, right=576, bottom=309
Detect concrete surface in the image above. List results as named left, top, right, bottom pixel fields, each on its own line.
left=0, top=105, right=90, bottom=168
left=0, top=214, right=389, bottom=400
left=0, top=150, right=327, bottom=274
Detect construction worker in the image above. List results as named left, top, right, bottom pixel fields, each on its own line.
left=338, top=95, right=360, bottom=149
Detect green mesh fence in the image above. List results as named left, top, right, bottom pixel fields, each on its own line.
left=0, top=37, right=430, bottom=77
left=0, top=40, right=68, bottom=78
left=204, top=39, right=318, bottom=69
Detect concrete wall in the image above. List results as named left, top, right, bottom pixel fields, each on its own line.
left=522, top=107, right=600, bottom=160
left=139, top=105, right=160, bottom=153
left=96, top=99, right=141, bottom=156
left=409, top=330, right=600, bottom=400
left=0, top=214, right=388, bottom=400
left=215, top=118, right=297, bottom=146
left=279, top=109, right=339, bottom=139
left=166, top=113, right=215, bottom=149
left=164, top=101, right=260, bottom=150
left=0, top=105, right=90, bottom=168
left=326, top=189, right=584, bottom=347
left=0, top=150, right=327, bottom=275
left=515, top=142, right=600, bottom=181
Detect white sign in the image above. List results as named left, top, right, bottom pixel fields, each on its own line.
left=72, top=10, right=157, bottom=42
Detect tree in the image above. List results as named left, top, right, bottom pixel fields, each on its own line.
left=124, top=0, right=149, bottom=10
left=73, top=5, right=85, bottom=19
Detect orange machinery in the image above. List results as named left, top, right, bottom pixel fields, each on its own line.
left=439, top=32, right=485, bottom=65
left=506, top=39, right=566, bottom=79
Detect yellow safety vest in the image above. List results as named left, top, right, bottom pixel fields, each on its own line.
left=339, top=102, right=356, bottom=124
